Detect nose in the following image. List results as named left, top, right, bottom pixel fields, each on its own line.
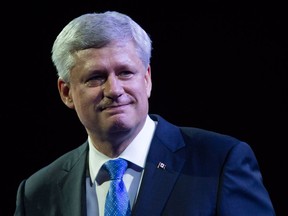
left=103, top=74, right=124, bottom=99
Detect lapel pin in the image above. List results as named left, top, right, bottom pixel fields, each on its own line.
left=157, top=162, right=166, bottom=170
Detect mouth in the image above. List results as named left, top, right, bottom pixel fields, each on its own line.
left=100, top=103, right=129, bottom=111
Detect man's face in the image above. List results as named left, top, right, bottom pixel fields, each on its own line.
left=58, top=41, right=152, bottom=141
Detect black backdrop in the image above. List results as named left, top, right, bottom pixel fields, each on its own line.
left=2, top=1, right=287, bottom=215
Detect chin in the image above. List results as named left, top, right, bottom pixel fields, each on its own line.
left=108, top=114, right=135, bottom=129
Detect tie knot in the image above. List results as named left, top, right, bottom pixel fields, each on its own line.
left=103, top=158, right=128, bottom=180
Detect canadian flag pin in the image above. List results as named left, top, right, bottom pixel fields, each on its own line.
left=157, top=162, right=166, bottom=170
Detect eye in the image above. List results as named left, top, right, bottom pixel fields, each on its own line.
left=118, top=70, right=134, bottom=79
left=85, top=75, right=106, bottom=87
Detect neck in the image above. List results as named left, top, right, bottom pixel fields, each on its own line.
left=88, top=127, right=141, bottom=158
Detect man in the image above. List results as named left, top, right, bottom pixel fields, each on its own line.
left=15, top=11, right=275, bottom=215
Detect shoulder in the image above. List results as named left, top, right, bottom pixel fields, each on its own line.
left=178, top=126, right=260, bottom=179
left=150, top=114, right=251, bottom=159
left=23, top=141, right=88, bottom=190
left=179, top=126, right=241, bottom=147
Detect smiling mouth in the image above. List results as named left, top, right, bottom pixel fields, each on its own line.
left=101, top=103, right=129, bottom=111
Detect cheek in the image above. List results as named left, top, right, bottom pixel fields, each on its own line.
left=72, top=89, right=93, bottom=107
left=138, top=85, right=151, bottom=100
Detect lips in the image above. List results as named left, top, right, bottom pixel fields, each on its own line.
left=100, top=103, right=129, bottom=111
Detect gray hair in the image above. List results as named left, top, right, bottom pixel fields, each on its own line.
left=51, top=11, right=152, bottom=82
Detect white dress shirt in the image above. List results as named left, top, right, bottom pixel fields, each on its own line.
left=87, top=115, right=156, bottom=216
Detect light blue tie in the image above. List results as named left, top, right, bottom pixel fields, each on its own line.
left=103, top=158, right=131, bottom=216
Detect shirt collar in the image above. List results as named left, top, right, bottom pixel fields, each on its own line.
left=88, top=115, right=156, bottom=184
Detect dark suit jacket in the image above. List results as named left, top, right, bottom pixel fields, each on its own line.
left=15, top=114, right=275, bottom=215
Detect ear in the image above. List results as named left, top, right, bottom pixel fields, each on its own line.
left=145, top=65, right=152, bottom=98
left=57, top=78, right=75, bottom=109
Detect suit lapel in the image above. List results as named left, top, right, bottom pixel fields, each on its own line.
left=132, top=115, right=186, bottom=215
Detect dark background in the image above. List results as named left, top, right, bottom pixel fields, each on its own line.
left=2, top=1, right=287, bottom=215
